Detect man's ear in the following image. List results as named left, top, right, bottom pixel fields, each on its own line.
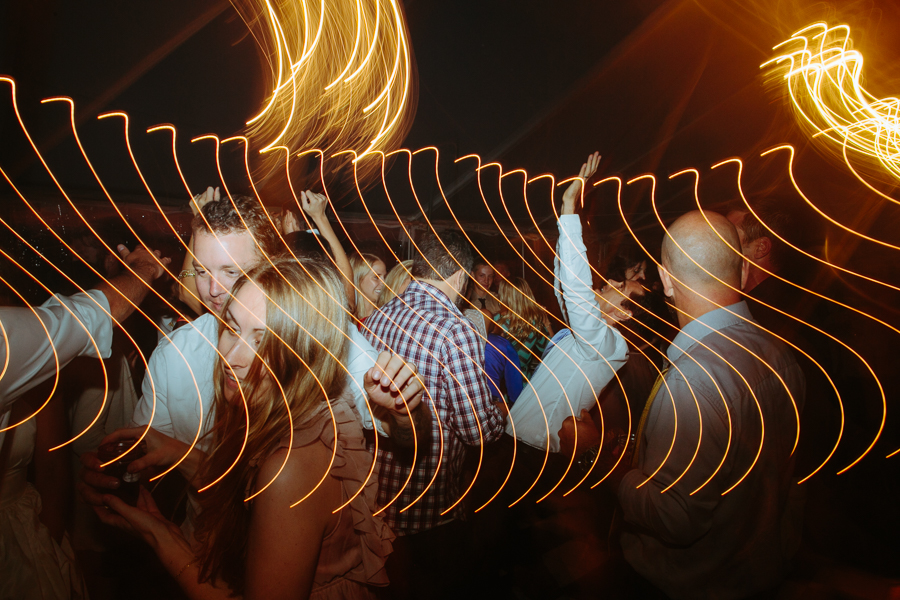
left=754, top=236, right=772, bottom=261
left=657, top=264, right=674, bottom=298
left=450, top=269, right=467, bottom=293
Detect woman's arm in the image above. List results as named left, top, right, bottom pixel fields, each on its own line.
left=99, top=426, right=207, bottom=485
left=99, top=488, right=233, bottom=600
left=300, top=191, right=356, bottom=313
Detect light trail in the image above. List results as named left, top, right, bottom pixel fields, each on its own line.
left=763, top=22, right=900, bottom=189
left=231, top=0, right=416, bottom=187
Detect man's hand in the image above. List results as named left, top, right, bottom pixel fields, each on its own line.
left=595, top=279, right=641, bottom=325
left=118, top=244, right=170, bottom=285
left=95, top=243, right=171, bottom=323
left=190, top=186, right=220, bottom=217
left=560, top=152, right=600, bottom=215
left=558, top=409, right=602, bottom=456
left=365, top=351, right=425, bottom=415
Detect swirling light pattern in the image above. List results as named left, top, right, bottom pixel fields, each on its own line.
left=232, top=0, right=417, bottom=187
left=763, top=22, right=900, bottom=189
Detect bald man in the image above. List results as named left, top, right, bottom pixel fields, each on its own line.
left=612, top=211, right=805, bottom=599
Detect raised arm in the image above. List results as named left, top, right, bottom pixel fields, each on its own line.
left=554, top=153, right=628, bottom=360
left=0, top=244, right=167, bottom=411
left=300, top=191, right=355, bottom=311
left=94, top=243, right=170, bottom=324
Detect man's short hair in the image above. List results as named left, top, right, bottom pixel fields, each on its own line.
left=412, top=229, right=474, bottom=282
left=732, top=199, right=795, bottom=270
left=192, top=194, right=284, bottom=259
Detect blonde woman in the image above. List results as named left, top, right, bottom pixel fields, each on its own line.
left=493, top=278, right=552, bottom=379
left=95, top=259, right=422, bottom=599
left=350, top=254, right=386, bottom=329
left=377, top=260, right=413, bottom=308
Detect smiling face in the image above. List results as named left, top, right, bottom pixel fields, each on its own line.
left=217, top=281, right=268, bottom=403
left=192, top=230, right=263, bottom=315
left=473, top=264, right=494, bottom=292
left=359, top=259, right=386, bottom=304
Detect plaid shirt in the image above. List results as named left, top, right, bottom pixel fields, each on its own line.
left=363, top=280, right=505, bottom=534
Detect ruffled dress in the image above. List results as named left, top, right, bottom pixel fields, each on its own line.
left=0, top=412, right=89, bottom=600
left=259, top=398, right=394, bottom=599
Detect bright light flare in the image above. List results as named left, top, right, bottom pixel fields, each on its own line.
left=231, top=0, right=417, bottom=187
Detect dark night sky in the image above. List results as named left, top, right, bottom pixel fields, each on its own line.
left=2, top=0, right=900, bottom=250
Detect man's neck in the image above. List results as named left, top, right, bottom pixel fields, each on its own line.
left=675, top=291, right=741, bottom=329
left=418, top=278, right=458, bottom=305
left=743, top=265, right=770, bottom=294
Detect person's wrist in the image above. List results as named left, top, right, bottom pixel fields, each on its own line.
left=130, top=261, right=159, bottom=285
left=386, top=404, right=415, bottom=420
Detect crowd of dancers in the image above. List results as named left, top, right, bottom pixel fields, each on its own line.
left=0, top=151, right=886, bottom=600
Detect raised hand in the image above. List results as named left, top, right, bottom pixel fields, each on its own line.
left=190, top=186, right=220, bottom=217
left=117, top=244, right=170, bottom=283
left=300, top=190, right=328, bottom=221
left=561, top=151, right=601, bottom=214
left=282, top=211, right=300, bottom=235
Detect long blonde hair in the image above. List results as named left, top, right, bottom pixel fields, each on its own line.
left=350, top=253, right=382, bottom=318
left=496, top=277, right=546, bottom=340
left=377, top=259, right=413, bottom=307
left=193, top=258, right=349, bottom=593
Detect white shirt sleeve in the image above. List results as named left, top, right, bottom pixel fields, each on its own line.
left=0, top=289, right=113, bottom=413
left=345, top=327, right=388, bottom=436
left=131, top=338, right=175, bottom=437
left=506, top=216, right=628, bottom=452
left=556, top=215, right=623, bottom=361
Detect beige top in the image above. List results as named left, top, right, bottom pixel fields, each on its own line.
left=255, top=398, right=394, bottom=598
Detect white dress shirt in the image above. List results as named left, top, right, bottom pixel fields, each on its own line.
left=506, top=215, right=628, bottom=452
left=132, top=314, right=385, bottom=447
left=0, top=290, right=113, bottom=414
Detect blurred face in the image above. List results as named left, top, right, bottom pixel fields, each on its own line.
left=473, top=265, right=494, bottom=292
left=625, top=260, right=647, bottom=282
left=594, top=279, right=646, bottom=318
left=218, top=282, right=267, bottom=403
left=360, top=260, right=386, bottom=304
left=192, top=230, right=262, bottom=316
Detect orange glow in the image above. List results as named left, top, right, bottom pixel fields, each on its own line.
left=231, top=0, right=416, bottom=186
left=763, top=22, right=900, bottom=189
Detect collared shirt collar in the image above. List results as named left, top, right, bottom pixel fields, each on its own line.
left=405, top=279, right=460, bottom=313
left=667, top=301, right=752, bottom=363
